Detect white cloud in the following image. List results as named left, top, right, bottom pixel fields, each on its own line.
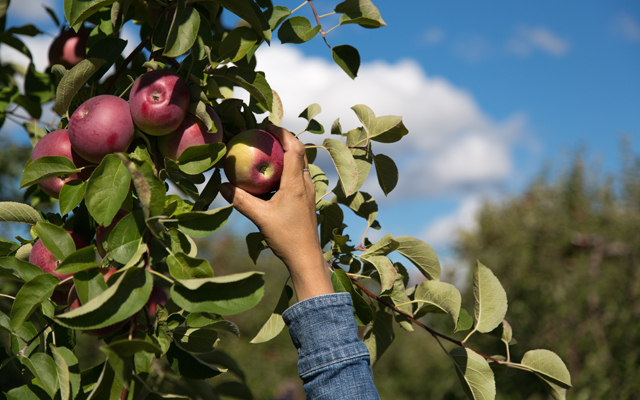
left=252, top=43, right=526, bottom=200
left=4, top=0, right=59, bottom=24
left=421, top=196, right=483, bottom=248
left=507, top=26, right=570, bottom=57
left=612, top=15, right=640, bottom=43
left=422, top=28, right=445, bottom=46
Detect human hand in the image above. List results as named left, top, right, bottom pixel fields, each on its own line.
left=219, top=125, right=333, bottom=301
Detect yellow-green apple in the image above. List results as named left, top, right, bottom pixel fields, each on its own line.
left=129, top=69, right=190, bottom=136
left=29, top=231, right=89, bottom=281
left=95, top=209, right=130, bottom=257
left=48, top=28, right=89, bottom=69
left=223, top=129, right=284, bottom=195
left=68, top=95, right=135, bottom=164
left=31, top=129, right=93, bottom=198
left=157, top=107, right=223, bottom=160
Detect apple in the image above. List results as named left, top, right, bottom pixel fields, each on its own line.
left=146, top=286, right=167, bottom=319
left=31, top=129, right=93, bottom=199
left=157, top=107, right=223, bottom=160
left=68, top=95, right=135, bottom=164
left=95, top=209, right=130, bottom=257
left=29, top=231, right=89, bottom=281
left=223, top=129, right=284, bottom=195
left=48, top=28, right=89, bottom=69
left=129, top=69, right=190, bottom=136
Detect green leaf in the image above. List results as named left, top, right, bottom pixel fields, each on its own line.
left=488, top=320, right=513, bottom=345
left=50, top=347, right=71, bottom=400
left=53, top=58, right=107, bottom=116
left=265, top=5, right=291, bottom=30
left=0, top=32, right=32, bottom=59
left=246, top=232, right=268, bottom=264
left=332, top=44, right=360, bottom=79
left=116, top=155, right=165, bottom=221
left=395, top=236, right=441, bottom=280
left=102, top=338, right=161, bottom=357
left=0, top=256, right=44, bottom=282
left=219, top=26, right=259, bottom=62
left=0, top=201, right=42, bottom=225
left=173, top=326, right=219, bottom=353
left=85, top=154, right=131, bottom=226
left=105, top=211, right=146, bottom=264
left=414, top=280, right=462, bottom=329
left=35, top=221, right=76, bottom=261
left=5, top=385, right=51, bottom=400
left=166, top=342, right=225, bottom=379
left=59, top=180, right=87, bottom=215
left=335, top=190, right=378, bottom=226
left=250, top=284, right=293, bottom=343
left=10, top=273, right=59, bottom=330
left=450, top=347, right=496, bottom=400
left=202, top=0, right=271, bottom=42
left=64, top=0, right=117, bottom=27
left=298, top=103, right=324, bottom=134
left=55, top=267, right=152, bottom=330
left=20, top=353, right=59, bottom=398
left=331, top=268, right=373, bottom=325
left=172, top=204, right=234, bottom=238
left=86, top=37, right=128, bottom=81
left=373, top=153, right=398, bottom=195
left=278, top=16, right=321, bottom=44
left=170, top=272, right=265, bottom=315
left=167, top=252, right=214, bottom=280
left=25, top=63, right=54, bottom=103
left=73, top=269, right=108, bottom=305
left=323, top=138, right=358, bottom=197
left=521, top=349, right=572, bottom=389
left=212, top=67, right=273, bottom=111
left=335, top=0, right=387, bottom=28
left=319, top=202, right=344, bottom=247
left=55, top=347, right=80, bottom=400
left=164, top=5, right=200, bottom=57
left=361, top=233, right=398, bottom=257
left=55, top=246, right=99, bottom=275
left=193, top=168, right=222, bottom=212
left=473, top=260, right=508, bottom=333
left=363, top=309, right=394, bottom=365
left=360, top=255, right=396, bottom=292
left=308, top=164, right=329, bottom=202
left=371, top=116, right=408, bottom=143
left=19, top=156, right=81, bottom=189
left=455, top=308, right=474, bottom=333
left=176, top=143, right=226, bottom=175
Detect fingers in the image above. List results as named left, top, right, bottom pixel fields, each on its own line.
left=266, top=125, right=307, bottom=188
left=219, top=183, right=264, bottom=224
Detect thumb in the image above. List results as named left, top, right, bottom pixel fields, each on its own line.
left=219, top=183, right=264, bottom=224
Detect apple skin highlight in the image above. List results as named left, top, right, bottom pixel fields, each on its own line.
left=223, top=129, right=284, bottom=195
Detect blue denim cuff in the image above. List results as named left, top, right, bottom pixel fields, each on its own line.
left=282, top=292, right=371, bottom=378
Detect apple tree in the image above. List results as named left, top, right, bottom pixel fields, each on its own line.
left=0, top=0, right=572, bottom=399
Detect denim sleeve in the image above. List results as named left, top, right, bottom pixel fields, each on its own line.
left=282, top=292, right=380, bottom=400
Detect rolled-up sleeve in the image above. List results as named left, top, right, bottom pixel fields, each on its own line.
left=282, top=292, right=380, bottom=399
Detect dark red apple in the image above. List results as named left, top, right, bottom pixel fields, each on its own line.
left=29, top=231, right=89, bottom=281
left=95, top=209, right=130, bottom=257
left=68, top=95, right=135, bottom=164
left=31, top=129, right=93, bottom=199
left=157, top=107, right=223, bottom=161
left=223, top=129, right=284, bottom=195
left=129, top=69, right=190, bottom=136
left=48, top=28, right=89, bottom=69
left=146, top=286, right=167, bottom=319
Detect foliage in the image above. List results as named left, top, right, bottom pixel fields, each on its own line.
left=0, top=0, right=571, bottom=399
left=456, top=149, right=640, bottom=399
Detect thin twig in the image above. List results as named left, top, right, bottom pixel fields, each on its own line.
left=19, top=320, right=54, bottom=356
left=0, top=294, right=15, bottom=300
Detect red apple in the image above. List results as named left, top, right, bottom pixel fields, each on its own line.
left=68, top=95, right=135, bottom=164
left=48, top=28, right=89, bottom=69
left=129, top=70, right=190, bottom=136
left=223, top=129, right=284, bottom=195
left=95, top=209, right=130, bottom=257
left=31, top=129, right=93, bottom=199
left=146, top=286, right=167, bottom=319
left=29, top=231, right=89, bottom=281
left=157, top=107, right=223, bottom=161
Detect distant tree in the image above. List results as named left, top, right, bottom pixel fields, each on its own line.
left=456, top=146, right=640, bottom=399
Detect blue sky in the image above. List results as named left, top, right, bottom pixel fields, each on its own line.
left=2, top=1, right=639, bottom=274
